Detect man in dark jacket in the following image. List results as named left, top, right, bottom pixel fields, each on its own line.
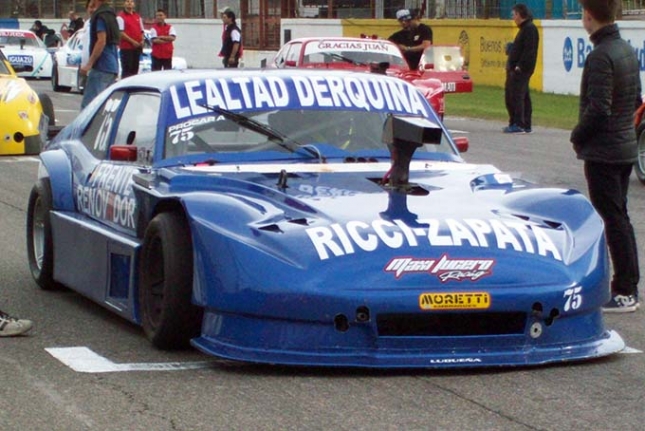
left=219, top=8, right=241, bottom=68
left=571, top=0, right=642, bottom=313
left=503, top=3, right=539, bottom=134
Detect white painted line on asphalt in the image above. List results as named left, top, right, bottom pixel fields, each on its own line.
left=45, top=347, right=216, bottom=373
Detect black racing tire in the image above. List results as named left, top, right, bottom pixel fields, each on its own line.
left=38, top=92, right=56, bottom=126
left=51, top=65, right=61, bottom=91
left=635, top=121, right=645, bottom=185
left=139, top=211, right=203, bottom=350
left=26, top=178, right=59, bottom=290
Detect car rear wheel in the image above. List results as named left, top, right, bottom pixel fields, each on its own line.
left=635, top=122, right=645, bottom=185
left=51, top=65, right=70, bottom=92
left=26, top=179, right=59, bottom=290
left=139, top=212, right=203, bottom=350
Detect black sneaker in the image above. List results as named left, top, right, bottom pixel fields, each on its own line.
left=603, top=295, right=640, bottom=313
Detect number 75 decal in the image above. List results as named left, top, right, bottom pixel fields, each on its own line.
left=563, top=287, right=583, bottom=311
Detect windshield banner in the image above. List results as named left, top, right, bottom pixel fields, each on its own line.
left=168, top=75, right=430, bottom=122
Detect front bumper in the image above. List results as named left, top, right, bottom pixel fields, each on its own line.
left=191, top=307, right=625, bottom=368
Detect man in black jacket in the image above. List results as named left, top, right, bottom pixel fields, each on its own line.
left=503, top=4, right=539, bottom=134
left=571, top=0, right=642, bottom=313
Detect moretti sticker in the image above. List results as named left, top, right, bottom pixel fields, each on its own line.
left=169, top=75, right=430, bottom=121
left=419, top=292, right=491, bottom=310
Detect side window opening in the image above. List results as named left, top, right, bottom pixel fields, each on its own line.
left=80, top=91, right=126, bottom=160
left=112, top=92, right=161, bottom=165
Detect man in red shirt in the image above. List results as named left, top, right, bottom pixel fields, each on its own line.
left=117, top=0, right=144, bottom=79
left=150, top=8, right=176, bottom=71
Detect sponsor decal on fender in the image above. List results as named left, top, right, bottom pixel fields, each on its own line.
left=385, top=254, right=495, bottom=282
left=419, top=292, right=491, bottom=310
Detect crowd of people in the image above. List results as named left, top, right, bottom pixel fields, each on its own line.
left=28, top=1, right=244, bottom=109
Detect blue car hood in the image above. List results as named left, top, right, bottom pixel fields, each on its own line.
left=156, top=160, right=602, bottom=287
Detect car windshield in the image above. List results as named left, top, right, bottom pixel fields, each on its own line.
left=0, top=35, right=40, bottom=47
left=0, top=58, right=10, bottom=74
left=302, top=40, right=407, bottom=67
left=164, top=109, right=453, bottom=159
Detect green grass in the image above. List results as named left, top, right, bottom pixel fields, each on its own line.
left=445, top=85, right=580, bottom=130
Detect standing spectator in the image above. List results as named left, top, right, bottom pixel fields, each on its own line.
left=503, top=3, right=539, bottom=134
left=150, top=9, right=176, bottom=71
left=31, top=20, right=50, bottom=41
left=62, top=10, right=84, bottom=38
left=571, top=0, right=642, bottom=313
left=78, top=0, right=97, bottom=92
left=219, top=8, right=242, bottom=68
left=0, top=308, right=32, bottom=337
left=388, top=9, right=432, bottom=71
left=81, top=0, right=96, bottom=67
left=80, top=0, right=120, bottom=109
left=117, top=0, right=144, bottom=79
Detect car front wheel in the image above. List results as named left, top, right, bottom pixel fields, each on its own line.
left=26, top=179, right=59, bottom=290
left=139, top=211, right=203, bottom=350
left=635, top=122, right=645, bottom=185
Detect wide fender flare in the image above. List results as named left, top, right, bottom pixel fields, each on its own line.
left=39, top=149, right=74, bottom=211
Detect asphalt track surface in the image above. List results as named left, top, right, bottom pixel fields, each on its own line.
left=0, top=80, right=643, bottom=430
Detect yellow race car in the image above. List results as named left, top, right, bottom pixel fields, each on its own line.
left=0, top=47, right=55, bottom=155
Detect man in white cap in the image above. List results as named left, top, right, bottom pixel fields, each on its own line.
left=388, top=8, right=433, bottom=70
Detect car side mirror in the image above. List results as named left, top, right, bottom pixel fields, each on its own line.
left=110, top=145, right=138, bottom=161
left=453, top=136, right=469, bottom=153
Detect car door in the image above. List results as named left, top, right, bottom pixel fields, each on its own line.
left=75, top=90, right=161, bottom=236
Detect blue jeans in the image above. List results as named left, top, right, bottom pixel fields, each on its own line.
left=81, top=69, right=117, bottom=109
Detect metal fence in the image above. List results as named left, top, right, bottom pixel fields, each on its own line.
left=1, top=1, right=643, bottom=21
left=0, top=0, right=205, bottom=19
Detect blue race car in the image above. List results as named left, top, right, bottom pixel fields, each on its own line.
left=26, top=69, right=624, bottom=368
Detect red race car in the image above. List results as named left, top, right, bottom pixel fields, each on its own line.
left=269, top=37, right=445, bottom=118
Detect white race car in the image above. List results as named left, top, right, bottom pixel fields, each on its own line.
left=0, top=29, right=53, bottom=79
left=51, top=27, right=188, bottom=93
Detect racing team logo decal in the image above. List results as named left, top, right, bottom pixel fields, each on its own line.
left=384, top=254, right=494, bottom=282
